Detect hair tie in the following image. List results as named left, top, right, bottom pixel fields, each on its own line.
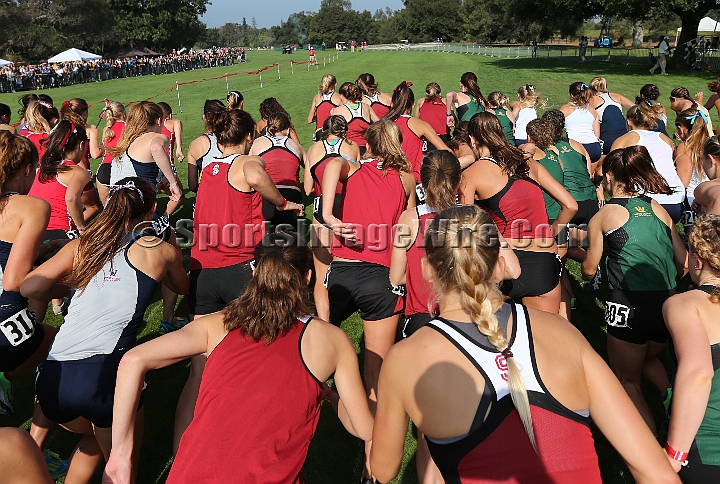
left=526, top=84, right=535, bottom=91
left=393, top=81, right=413, bottom=93
left=579, top=83, right=588, bottom=91
left=38, top=101, right=53, bottom=109
left=108, top=180, right=144, bottom=203
left=644, top=99, right=653, bottom=107
left=502, top=348, right=513, bottom=359
left=59, top=123, right=77, bottom=148
left=61, top=100, right=71, bottom=111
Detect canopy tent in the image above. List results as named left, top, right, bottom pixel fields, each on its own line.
left=47, top=48, right=102, bottom=63
left=110, top=46, right=162, bottom=58
left=0, top=58, right=13, bottom=67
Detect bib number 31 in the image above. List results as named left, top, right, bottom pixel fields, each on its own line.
left=0, top=308, right=36, bottom=347
left=605, top=301, right=632, bottom=329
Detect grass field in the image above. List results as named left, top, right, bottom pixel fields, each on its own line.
left=0, top=49, right=712, bottom=483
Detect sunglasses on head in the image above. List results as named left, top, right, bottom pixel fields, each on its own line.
left=670, top=96, right=678, bottom=102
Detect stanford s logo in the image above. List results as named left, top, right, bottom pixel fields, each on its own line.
left=495, top=354, right=509, bottom=381
left=212, top=164, right=220, bottom=176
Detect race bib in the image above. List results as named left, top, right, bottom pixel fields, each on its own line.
left=415, top=183, right=427, bottom=203
left=0, top=308, right=36, bottom=347
left=422, top=141, right=428, bottom=152
left=313, top=196, right=321, bottom=214
left=605, top=301, right=632, bottom=329
left=681, top=209, right=696, bottom=228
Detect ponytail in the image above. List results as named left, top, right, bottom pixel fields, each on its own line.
left=363, top=120, right=411, bottom=176
left=226, top=91, right=244, bottom=110
left=626, top=100, right=663, bottom=130
left=216, top=109, right=255, bottom=147
left=318, top=74, right=337, bottom=94
left=421, top=150, right=461, bottom=211
left=356, top=73, right=377, bottom=96
left=266, top=112, right=291, bottom=136
left=339, top=82, right=363, bottom=103
left=425, top=205, right=536, bottom=449
left=203, top=99, right=225, bottom=134
left=60, top=98, right=88, bottom=128
left=676, top=108, right=709, bottom=178
left=321, top=115, right=348, bottom=140
left=569, top=82, right=592, bottom=108
left=460, top=72, right=488, bottom=108
left=39, top=120, right=86, bottom=183
left=604, top=146, right=673, bottom=195
left=101, top=101, right=126, bottom=141
left=65, top=177, right=155, bottom=291
left=425, top=82, right=441, bottom=103
left=0, top=132, right=37, bottom=208
left=384, top=81, right=414, bottom=121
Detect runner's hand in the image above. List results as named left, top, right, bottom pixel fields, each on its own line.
left=278, top=201, right=304, bottom=216
left=102, top=456, right=132, bottom=484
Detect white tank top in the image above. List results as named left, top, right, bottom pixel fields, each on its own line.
left=514, top=107, right=537, bottom=140
left=633, top=130, right=684, bottom=205
left=565, top=105, right=599, bottom=144
left=687, top=167, right=707, bottom=206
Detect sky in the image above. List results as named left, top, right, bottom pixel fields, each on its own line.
left=201, top=0, right=405, bottom=29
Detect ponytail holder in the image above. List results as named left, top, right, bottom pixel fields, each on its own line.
left=59, top=123, right=77, bottom=148
left=644, top=99, right=653, bottom=107
left=526, top=84, right=535, bottom=91
left=502, top=348, right=513, bottom=359
left=579, top=83, right=588, bottom=91
left=687, top=110, right=710, bottom=126
left=61, top=100, right=71, bottom=111
left=108, top=180, right=144, bottom=203
left=38, top=101, right=53, bottom=109
left=393, top=81, right=413, bottom=92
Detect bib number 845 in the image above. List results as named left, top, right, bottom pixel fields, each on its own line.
left=0, top=308, right=36, bottom=347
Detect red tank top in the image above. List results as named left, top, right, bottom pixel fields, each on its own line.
left=25, top=132, right=48, bottom=163
left=258, top=136, right=301, bottom=189
left=395, top=115, right=425, bottom=183
left=419, top=99, right=449, bottom=136
left=344, top=104, right=369, bottom=147
left=190, top=154, right=265, bottom=270
left=365, top=93, right=391, bottom=118
left=405, top=204, right=437, bottom=316
left=315, top=93, right=338, bottom=131
left=332, top=159, right=407, bottom=267
left=475, top=159, right=552, bottom=239
left=28, top=160, right=90, bottom=231
left=167, top=318, right=322, bottom=484
left=101, top=121, right=125, bottom=165
left=162, top=120, right=175, bottom=163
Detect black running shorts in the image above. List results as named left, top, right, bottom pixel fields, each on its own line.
left=605, top=289, right=675, bottom=344
left=187, top=259, right=254, bottom=316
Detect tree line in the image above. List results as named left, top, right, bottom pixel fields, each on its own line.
left=0, top=0, right=208, bottom=61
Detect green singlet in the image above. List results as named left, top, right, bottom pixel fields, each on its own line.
left=555, top=141, right=596, bottom=202
left=604, top=195, right=677, bottom=292
left=537, top=148, right=563, bottom=221
left=494, top=107, right=516, bottom=146
left=457, top=95, right=485, bottom=122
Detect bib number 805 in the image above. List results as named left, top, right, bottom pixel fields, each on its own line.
left=0, top=308, right=36, bottom=347
left=605, top=301, right=631, bottom=329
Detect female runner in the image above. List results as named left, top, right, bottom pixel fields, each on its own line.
left=383, top=81, right=450, bottom=187
left=589, top=77, right=634, bottom=154
left=414, top=82, right=450, bottom=148
left=21, top=101, right=58, bottom=162
left=0, top=132, right=55, bottom=398
left=512, top=84, right=541, bottom=146
left=669, top=87, right=713, bottom=136
left=59, top=98, right=99, bottom=169
left=461, top=112, right=577, bottom=315
left=389, top=151, right=520, bottom=483
left=95, top=101, right=126, bottom=204
left=357, top=73, right=393, bottom=118
left=611, top=102, right=685, bottom=223
left=321, top=120, right=415, bottom=480
left=0, top=103, right=15, bottom=133
left=304, top=115, right=360, bottom=322
left=158, top=102, right=185, bottom=164
left=330, top=82, right=380, bottom=156
left=582, top=146, right=687, bottom=434
left=176, top=109, right=302, bottom=452
left=186, top=99, right=224, bottom=193
left=307, top=74, right=342, bottom=141
left=636, top=84, right=668, bottom=135
left=226, top=90, right=244, bottom=111
left=486, top=91, right=516, bottom=145
left=371, top=204, right=681, bottom=484
left=255, top=97, right=300, bottom=143
left=664, top=214, right=720, bottom=482
left=560, top=82, right=602, bottom=168
left=23, top=177, right=188, bottom=483
left=249, top=111, right=306, bottom=227
left=103, top=233, right=373, bottom=484
left=694, top=135, right=720, bottom=215
left=674, top=108, right=710, bottom=228
left=445, top=72, right=487, bottom=125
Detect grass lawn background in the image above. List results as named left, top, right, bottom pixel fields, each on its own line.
left=0, top=49, right=710, bottom=483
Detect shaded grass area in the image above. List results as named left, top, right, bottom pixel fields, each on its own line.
left=0, top=49, right=703, bottom=483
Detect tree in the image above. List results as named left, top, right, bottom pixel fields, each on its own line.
left=402, top=0, right=463, bottom=41
left=109, top=0, right=209, bottom=50
left=320, top=0, right=352, bottom=10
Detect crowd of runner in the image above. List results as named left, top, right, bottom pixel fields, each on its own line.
left=0, top=69, right=720, bottom=484
left=0, top=47, right=247, bottom=93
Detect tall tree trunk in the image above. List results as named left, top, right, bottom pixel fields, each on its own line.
left=671, top=1, right=716, bottom=68
left=632, top=20, right=643, bottom=47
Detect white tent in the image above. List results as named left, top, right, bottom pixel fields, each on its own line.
left=47, top=48, right=102, bottom=63
left=0, top=58, right=13, bottom=67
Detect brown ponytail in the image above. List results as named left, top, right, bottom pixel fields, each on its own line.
left=460, top=72, right=488, bottom=107
left=421, top=150, right=461, bottom=211
left=339, top=82, right=363, bottom=103
left=0, top=131, right=37, bottom=209
left=569, top=82, right=592, bottom=108
left=384, top=81, right=414, bottom=121
left=363, top=120, right=411, bottom=176
left=39, top=120, right=86, bottom=183
left=60, top=98, right=88, bottom=128
left=65, top=177, right=156, bottom=291
left=356, top=73, right=378, bottom=96
left=266, top=112, right=291, bottom=137
left=467, top=112, right=529, bottom=178
left=223, top=232, right=311, bottom=343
